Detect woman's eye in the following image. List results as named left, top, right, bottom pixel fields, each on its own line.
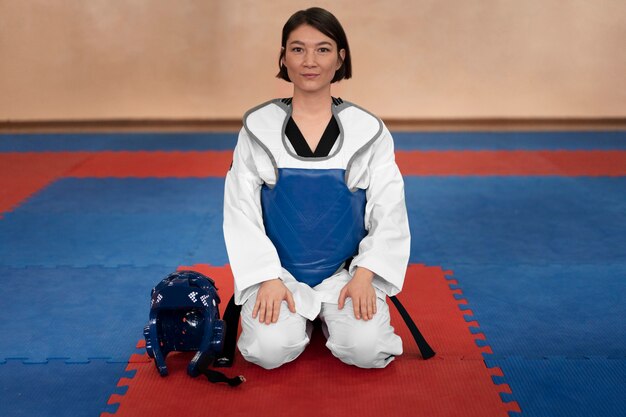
left=318, top=48, right=330, bottom=53
left=291, top=47, right=303, bottom=53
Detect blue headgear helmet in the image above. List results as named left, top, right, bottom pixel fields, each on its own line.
left=144, top=270, right=225, bottom=377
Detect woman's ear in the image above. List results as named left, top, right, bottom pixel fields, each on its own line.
left=337, top=48, right=346, bottom=69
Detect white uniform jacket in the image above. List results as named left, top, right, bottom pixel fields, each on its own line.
left=223, top=98, right=410, bottom=320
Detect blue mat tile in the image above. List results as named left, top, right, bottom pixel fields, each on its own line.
left=453, top=264, right=626, bottom=357
left=392, top=131, right=626, bottom=150
left=12, top=178, right=224, bottom=215
left=0, top=212, right=209, bottom=267
left=190, top=213, right=233, bottom=267
left=0, top=359, right=129, bottom=417
left=0, top=266, right=171, bottom=362
left=0, top=132, right=237, bottom=152
left=486, top=357, right=626, bottom=417
left=0, top=178, right=228, bottom=267
left=405, top=177, right=626, bottom=266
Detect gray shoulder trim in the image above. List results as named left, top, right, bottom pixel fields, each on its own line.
left=341, top=101, right=384, bottom=191
left=334, top=99, right=352, bottom=114
left=274, top=98, right=291, bottom=112
left=242, top=99, right=286, bottom=188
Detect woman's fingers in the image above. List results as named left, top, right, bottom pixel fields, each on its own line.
left=263, top=300, right=274, bottom=324
left=271, top=299, right=281, bottom=323
left=253, top=279, right=297, bottom=325
left=340, top=278, right=379, bottom=321
left=286, top=291, right=296, bottom=313
left=252, top=298, right=261, bottom=319
left=258, top=299, right=266, bottom=323
left=366, top=296, right=373, bottom=321
left=338, top=286, right=347, bottom=310
left=353, top=297, right=361, bottom=320
left=359, top=295, right=377, bottom=321
left=257, top=297, right=287, bottom=324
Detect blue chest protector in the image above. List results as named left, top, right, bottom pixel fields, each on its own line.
left=261, top=168, right=367, bottom=287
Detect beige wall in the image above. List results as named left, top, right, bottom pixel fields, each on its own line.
left=1, top=0, right=625, bottom=121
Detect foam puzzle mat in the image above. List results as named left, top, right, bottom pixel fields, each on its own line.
left=1, top=130, right=625, bottom=417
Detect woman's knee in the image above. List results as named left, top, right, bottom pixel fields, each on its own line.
left=326, top=323, right=383, bottom=367
left=238, top=302, right=310, bottom=369
left=323, top=300, right=402, bottom=368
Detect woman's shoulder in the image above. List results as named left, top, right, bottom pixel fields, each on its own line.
left=242, top=98, right=289, bottom=119
left=334, top=99, right=382, bottom=122
left=333, top=99, right=387, bottom=139
left=241, top=99, right=290, bottom=133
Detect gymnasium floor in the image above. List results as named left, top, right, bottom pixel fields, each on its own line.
left=1, top=130, right=625, bottom=417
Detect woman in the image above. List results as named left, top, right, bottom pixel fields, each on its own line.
left=223, top=7, right=410, bottom=370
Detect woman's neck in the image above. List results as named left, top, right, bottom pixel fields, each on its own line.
left=291, top=88, right=332, bottom=119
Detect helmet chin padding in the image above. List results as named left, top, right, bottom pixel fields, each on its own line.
left=144, top=270, right=225, bottom=377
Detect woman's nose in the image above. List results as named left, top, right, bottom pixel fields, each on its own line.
left=303, top=50, right=316, bottom=66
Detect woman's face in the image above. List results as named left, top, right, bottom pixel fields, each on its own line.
left=281, top=24, right=345, bottom=95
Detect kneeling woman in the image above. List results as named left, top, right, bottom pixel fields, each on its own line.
left=223, top=7, right=410, bottom=369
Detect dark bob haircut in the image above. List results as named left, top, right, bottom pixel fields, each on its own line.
left=277, top=7, right=352, bottom=83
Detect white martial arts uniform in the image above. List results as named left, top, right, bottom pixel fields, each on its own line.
left=223, top=98, right=410, bottom=369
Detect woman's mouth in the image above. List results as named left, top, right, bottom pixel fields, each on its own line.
left=302, top=74, right=319, bottom=79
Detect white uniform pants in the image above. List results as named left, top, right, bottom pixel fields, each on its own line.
left=237, top=293, right=403, bottom=370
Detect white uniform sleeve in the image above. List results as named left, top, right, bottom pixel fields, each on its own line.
left=223, top=128, right=282, bottom=304
left=350, top=127, right=411, bottom=296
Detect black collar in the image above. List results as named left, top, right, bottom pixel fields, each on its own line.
left=285, top=115, right=340, bottom=157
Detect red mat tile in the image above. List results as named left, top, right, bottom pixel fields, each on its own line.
left=63, top=149, right=626, bottom=178
left=103, top=264, right=519, bottom=417
left=395, top=150, right=626, bottom=176
left=67, top=151, right=233, bottom=178
left=0, top=152, right=92, bottom=214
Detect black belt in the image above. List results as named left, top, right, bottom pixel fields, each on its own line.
left=216, top=285, right=436, bottom=368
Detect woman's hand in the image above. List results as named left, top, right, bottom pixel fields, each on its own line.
left=252, top=278, right=296, bottom=325
left=338, top=267, right=377, bottom=320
